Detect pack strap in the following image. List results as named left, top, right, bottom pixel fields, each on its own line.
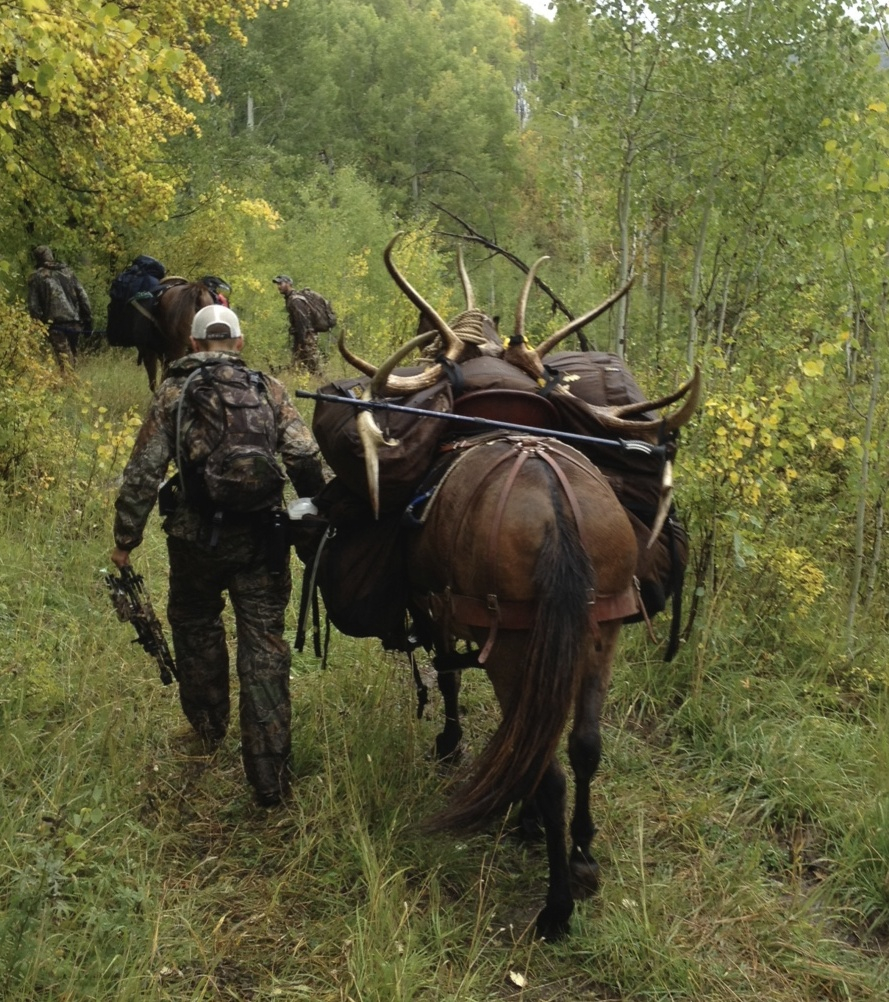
left=415, top=585, right=639, bottom=634
left=295, top=525, right=335, bottom=656
left=175, top=367, right=210, bottom=500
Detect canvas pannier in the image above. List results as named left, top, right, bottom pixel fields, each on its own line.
left=311, top=372, right=454, bottom=515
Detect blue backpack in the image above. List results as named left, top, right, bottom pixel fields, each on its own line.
left=106, top=256, right=166, bottom=347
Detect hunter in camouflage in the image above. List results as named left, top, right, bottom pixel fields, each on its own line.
left=272, top=274, right=323, bottom=373
left=27, top=245, right=93, bottom=370
left=111, top=304, right=325, bottom=808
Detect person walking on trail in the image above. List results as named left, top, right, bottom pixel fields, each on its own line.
left=272, top=274, right=326, bottom=374
left=110, top=304, right=325, bottom=808
left=27, top=245, right=93, bottom=371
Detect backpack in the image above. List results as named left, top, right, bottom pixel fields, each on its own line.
left=295, top=288, right=337, bottom=333
left=107, top=256, right=166, bottom=347
left=176, top=361, right=286, bottom=514
left=109, top=255, right=166, bottom=304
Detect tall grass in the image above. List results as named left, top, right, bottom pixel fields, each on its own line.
left=0, top=352, right=886, bottom=1000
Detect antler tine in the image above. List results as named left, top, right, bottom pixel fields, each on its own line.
left=456, top=244, right=476, bottom=310
left=384, top=233, right=463, bottom=360
left=662, top=366, right=701, bottom=432
left=536, top=277, right=635, bottom=358
left=647, top=460, right=674, bottom=550
left=514, top=256, right=550, bottom=340
left=608, top=366, right=702, bottom=421
left=370, top=331, right=438, bottom=397
left=337, top=330, right=377, bottom=378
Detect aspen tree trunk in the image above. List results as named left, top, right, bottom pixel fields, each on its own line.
left=615, top=35, right=636, bottom=361
left=846, top=352, right=879, bottom=653
left=686, top=189, right=713, bottom=367
left=864, top=496, right=884, bottom=612
left=616, top=143, right=633, bottom=359
left=656, top=221, right=669, bottom=368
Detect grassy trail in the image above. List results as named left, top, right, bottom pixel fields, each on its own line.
left=0, top=353, right=886, bottom=1000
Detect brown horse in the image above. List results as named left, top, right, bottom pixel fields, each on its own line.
left=127, top=279, right=215, bottom=390
left=407, top=433, right=639, bottom=939
left=334, top=235, right=699, bottom=939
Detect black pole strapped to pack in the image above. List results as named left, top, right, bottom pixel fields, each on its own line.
left=292, top=388, right=667, bottom=461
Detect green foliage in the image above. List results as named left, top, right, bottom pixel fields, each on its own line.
left=204, top=0, right=526, bottom=226
left=0, top=299, right=65, bottom=488
left=0, top=0, right=283, bottom=261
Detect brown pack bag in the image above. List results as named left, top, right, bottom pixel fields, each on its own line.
left=542, top=350, right=666, bottom=514
left=543, top=352, right=688, bottom=654
left=311, top=372, right=454, bottom=515
left=294, top=478, right=411, bottom=647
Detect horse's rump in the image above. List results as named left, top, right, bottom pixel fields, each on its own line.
left=410, top=435, right=636, bottom=615
left=155, top=281, right=214, bottom=356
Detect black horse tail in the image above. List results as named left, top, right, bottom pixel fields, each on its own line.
left=426, top=473, right=595, bottom=832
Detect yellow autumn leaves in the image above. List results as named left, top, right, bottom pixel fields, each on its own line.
left=0, top=0, right=280, bottom=249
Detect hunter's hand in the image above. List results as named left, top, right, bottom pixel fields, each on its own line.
left=110, top=546, right=131, bottom=569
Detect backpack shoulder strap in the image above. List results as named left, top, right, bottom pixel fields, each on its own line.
left=175, top=366, right=213, bottom=489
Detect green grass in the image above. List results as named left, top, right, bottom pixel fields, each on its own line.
left=0, top=353, right=887, bottom=1000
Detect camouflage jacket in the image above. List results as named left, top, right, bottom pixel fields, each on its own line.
left=284, top=290, right=315, bottom=340
left=27, top=263, right=92, bottom=327
left=113, top=351, right=325, bottom=551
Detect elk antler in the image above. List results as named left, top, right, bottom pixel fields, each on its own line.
left=535, top=277, right=635, bottom=358
left=340, top=234, right=470, bottom=397
left=337, top=329, right=442, bottom=396
left=456, top=244, right=476, bottom=310
left=515, top=256, right=550, bottom=340
left=384, top=233, right=464, bottom=361
left=565, top=366, right=702, bottom=436
left=351, top=330, right=440, bottom=518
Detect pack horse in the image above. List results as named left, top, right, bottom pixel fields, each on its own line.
left=133, top=280, right=217, bottom=391
left=316, top=236, right=701, bottom=939
left=109, top=274, right=219, bottom=391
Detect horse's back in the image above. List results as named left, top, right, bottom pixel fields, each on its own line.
left=154, top=281, right=215, bottom=362
left=410, top=435, right=637, bottom=605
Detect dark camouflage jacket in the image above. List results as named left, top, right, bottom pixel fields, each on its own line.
left=27, top=263, right=92, bottom=327
left=284, top=290, right=315, bottom=340
left=113, top=351, right=324, bottom=551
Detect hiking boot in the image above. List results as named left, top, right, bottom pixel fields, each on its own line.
left=254, top=782, right=290, bottom=809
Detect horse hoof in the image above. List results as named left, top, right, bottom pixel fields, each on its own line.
left=570, top=855, right=601, bottom=896
left=535, top=903, right=573, bottom=941
left=434, top=735, right=463, bottom=764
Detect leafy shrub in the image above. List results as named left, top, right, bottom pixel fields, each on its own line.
left=0, top=298, right=68, bottom=493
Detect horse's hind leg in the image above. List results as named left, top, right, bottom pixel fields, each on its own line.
left=143, top=350, right=159, bottom=392
left=433, top=661, right=462, bottom=762
left=567, top=625, right=621, bottom=894
left=533, top=758, right=574, bottom=940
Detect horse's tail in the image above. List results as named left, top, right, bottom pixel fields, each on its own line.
left=426, top=472, right=594, bottom=832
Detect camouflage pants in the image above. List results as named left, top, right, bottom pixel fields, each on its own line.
left=291, top=329, right=321, bottom=373
left=166, top=532, right=293, bottom=800
left=48, top=323, right=80, bottom=371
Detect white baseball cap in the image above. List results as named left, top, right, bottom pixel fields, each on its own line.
left=192, top=304, right=242, bottom=341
